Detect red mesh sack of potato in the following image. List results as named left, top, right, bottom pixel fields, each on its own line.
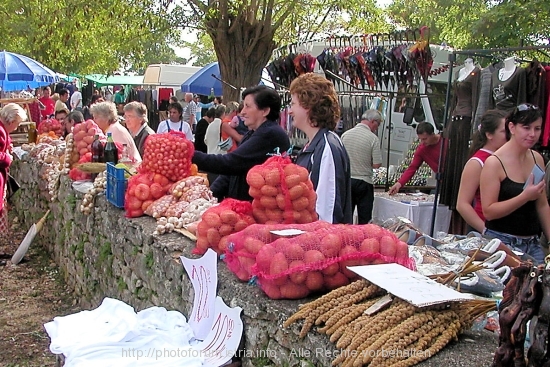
left=38, top=118, right=64, bottom=137
left=125, top=172, right=173, bottom=218
left=194, top=198, right=255, bottom=255
left=141, top=131, right=194, bottom=182
left=72, top=120, right=106, bottom=158
left=246, top=155, right=318, bottom=225
left=251, top=223, right=414, bottom=299
left=224, top=221, right=331, bottom=281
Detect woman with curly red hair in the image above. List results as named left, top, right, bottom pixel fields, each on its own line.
left=290, top=73, right=352, bottom=224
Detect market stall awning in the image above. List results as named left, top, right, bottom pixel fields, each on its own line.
left=85, top=74, right=144, bottom=87
left=0, top=51, right=59, bottom=91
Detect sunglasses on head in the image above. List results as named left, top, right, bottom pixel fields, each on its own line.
left=516, top=103, right=539, bottom=112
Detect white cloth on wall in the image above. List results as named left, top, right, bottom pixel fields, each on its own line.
left=44, top=298, right=204, bottom=367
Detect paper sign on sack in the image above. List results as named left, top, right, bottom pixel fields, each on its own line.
left=181, top=248, right=218, bottom=340
left=194, top=296, right=243, bottom=367
left=348, top=263, right=473, bottom=307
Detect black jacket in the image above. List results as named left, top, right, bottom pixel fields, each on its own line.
left=192, top=120, right=290, bottom=201
left=295, top=128, right=353, bottom=224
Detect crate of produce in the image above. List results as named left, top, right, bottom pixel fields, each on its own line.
left=106, top=163, right=127, bottom=208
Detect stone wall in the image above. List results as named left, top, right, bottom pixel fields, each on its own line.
left=10, top=158, right=333, bottom=367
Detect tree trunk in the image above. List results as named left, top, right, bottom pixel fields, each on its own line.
left=207, top=15, right=277, bottom=102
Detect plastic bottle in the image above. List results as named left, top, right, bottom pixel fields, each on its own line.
left=104, top=132, right=118, bottom=165
left=119, top=144, right=132, bottom=164
left=28, top=123, right=37, bottom=144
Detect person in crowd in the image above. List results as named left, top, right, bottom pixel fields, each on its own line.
left=194, top=107, right=215, bottom=154
left=182, top=93, right=197, bottom=131
left=82, top=95, right=105, bottom=121
left=70, top=86, right=83, bottom=111
left=56, top=89, right=70, bottom=112
left=123, top=102, right=155, bottom=157
left=0, top=104, right=26, bottom=236
left=156, top=102, right=193, bottom=141
left=38, top=86, right=55, bottom=119
left=64, top=110, right=85, bottom=137
left=104, top=87, right=113, bottom=102
left=456, top=110, right=507, bottom=233
left=54, top=108, right=69, bottom=132
left=290, top=73, right=352, bottom=224
left=204, top=104, right=227, bottom=154
left=194, top=94, right=213, bottom=122
left=91, top=101, right=141, bottom=162
left=221, top=101, right=243, bottom=152
left=114, top=87, right=126, bottom=105
left=192, top=86, right=290, bottom=201
left=388, top=122, right=442, bottom=195
left=341, top=109, right=383, bottom=224
left=480, top=104, right=550, bottom=264
left=203, top=104, right=227, bottom=184
left=231, top=102, right=248, bottom=137
left=169, top=96, right=179, bottom=105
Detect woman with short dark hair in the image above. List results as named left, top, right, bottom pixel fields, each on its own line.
left=192, top=86, right=290, bottom=201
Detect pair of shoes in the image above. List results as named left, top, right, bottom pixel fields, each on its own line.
left=468, top=239, right=522, bottom=269
left=456, top=269, right=506, bottom=297
left=412, top=235, right=442, bottom=248
left=397, top=228, right=420, bottom=245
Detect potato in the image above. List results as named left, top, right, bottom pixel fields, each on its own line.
left=244, top=238, right=264, bottom=254
left=395, top=240, right=409, bottom=260
left=218, top=224, right=234, bottom=237
left=285, top=174, right=301, bottom=188
left=288, top=260, right=307, bottom=284
left=202, top=211, right=222, bottom=228
left=304, top=250, right=325, bottom=264
left=360, top=238, right=380, bottom=254
left=256, top=244, right=277, bottom=271
left=260, top=185, right=279, bottom=197
left=234, top=220, right=248, bottom=232
left=249, top=187, right=262, bottom=198
left=292, top=197, right=309, bottom=211
left=270, top=252, right=289, bottom=286
left=297, top=210, right=313, bottom=224
left=247, top=171, right=265, bottom=189
left=319, top=233, right=342, bottom=258
left=218, top=236, right=230, bottom=252
left=220, top=209, right=239, bottom=226
left=196, top=237, right=210, bottom=253
left=305, top=271, right=324, bottom=291
left=206, top=227, right=221, bottom=246
left=264, top=170, right=281, bottom=186
left=276, top=194, right=287, bottom=210
left=288, top=184, right=304, bottom=200
left=252, top=208, right=268, bottom=224
left=260, top=196, right=278, bottom=210
left=379, top=235, right=397, bottom=258
left=280, top=283, right=309, bottom=299
left=265, top=208, right=283, bottom=222
left=321, top=262, right=340, bottom=276
left=282, top=242, right=305, bottom=260
left=324, top=272, right=350, bottom=289
left=262, top=282, right=282, bottom=299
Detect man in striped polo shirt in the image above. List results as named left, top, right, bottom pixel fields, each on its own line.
left=341, top=110, right=383, bottom=224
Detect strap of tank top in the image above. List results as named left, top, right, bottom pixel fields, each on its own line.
left=493, top=155, right=508, bottom=177
left=530, top=149, right=537, bottom=164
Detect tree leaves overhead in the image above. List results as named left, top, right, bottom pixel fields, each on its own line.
left=0, top=0, right=183, bottom=74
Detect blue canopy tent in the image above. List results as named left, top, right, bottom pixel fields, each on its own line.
left=181, top=62, right=274, bottom=96
left=0, top=51, right=59, bottom=91
left=181, top=62, right=222, bottom=96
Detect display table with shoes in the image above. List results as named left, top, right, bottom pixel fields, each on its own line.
left=373, top=193, right=452, bottom=235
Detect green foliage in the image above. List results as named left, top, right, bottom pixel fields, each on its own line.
left=181, top=32, right=217, bottom=67
left=117, top=277, right=128, bottom=291
left=145, top=251, right=154, bottom=270
left=0, top=0, right=184, bottom=74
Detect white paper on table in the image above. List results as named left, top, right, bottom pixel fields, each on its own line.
left=348, top=263, right=473, bottom=307
left=181, top=248, right=218, bottom=341
left=193, top=296, right=243, bottom=367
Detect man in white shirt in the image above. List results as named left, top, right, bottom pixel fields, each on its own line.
left=70, top=86, right=83, bottom=111
left=156, top=102, right=193, bottom=141
left=182, top=93, right=197, bottom=131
